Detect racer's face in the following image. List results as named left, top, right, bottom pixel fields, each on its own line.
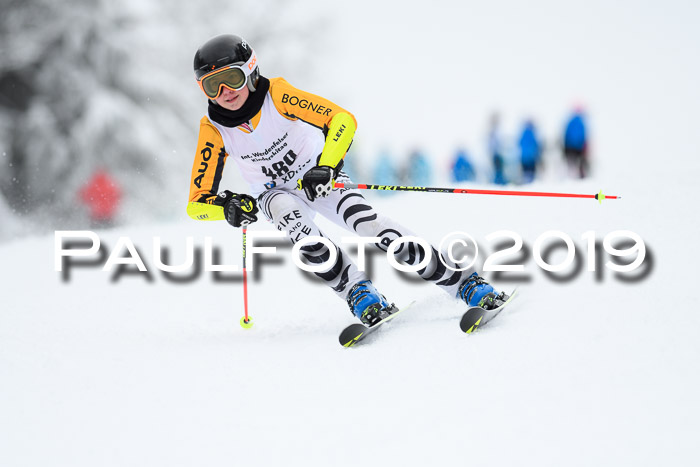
left=215, top=85, right=249, bottom=111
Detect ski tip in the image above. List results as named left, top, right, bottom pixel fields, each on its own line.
left=339, top=324, right=367, bottom=347
left=466, top=316, right=483, bottom=334
left=459, top=307, right=486, bottom=333
left=342, top=333, right=362, bottom=347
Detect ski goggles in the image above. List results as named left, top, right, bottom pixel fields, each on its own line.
left=197, top=51, right=258, bottom=99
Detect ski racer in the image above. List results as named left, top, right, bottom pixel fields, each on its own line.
left=187, top=34, right=509, bottom=326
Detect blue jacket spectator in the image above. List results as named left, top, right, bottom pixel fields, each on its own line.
left=518, top=120, right=541, bottom=183
left=404, top=150, right=433, bottom=186
left=564, top=113, right=586, bottom=151
left=452, top=149, right=476, bottom=182
left=563, top=108, right=589, bottom=178
left=373, top=150, right=399, bottom=195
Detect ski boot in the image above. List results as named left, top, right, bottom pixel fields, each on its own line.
left=458, top=272, right=509, bottom=310
left=346, top=280, right=393, bottom=326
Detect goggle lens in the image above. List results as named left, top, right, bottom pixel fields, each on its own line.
left=201, top=67, right=247, bottom=98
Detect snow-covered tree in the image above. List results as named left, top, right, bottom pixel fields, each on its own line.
left=0, top=0, right=325, bottom=240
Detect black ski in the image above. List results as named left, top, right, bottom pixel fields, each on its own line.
left=339, top=302, right=414, bottom=347
left=459, top=289, right=518, bottom=333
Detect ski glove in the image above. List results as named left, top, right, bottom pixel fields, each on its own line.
left=215, top=190, right=259, bottom=228
left=298, top=161, right=344, bottom=202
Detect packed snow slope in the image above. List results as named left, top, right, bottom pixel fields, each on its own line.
left=1, top=173, right=698, bottom=467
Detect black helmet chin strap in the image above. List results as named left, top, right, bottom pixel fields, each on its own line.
left=247, top=68, right=260, bottom=92
left=247, top=79, right=256, bottom=93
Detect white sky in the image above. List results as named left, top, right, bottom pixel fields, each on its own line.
left=275, top=0, right=700, bottom=178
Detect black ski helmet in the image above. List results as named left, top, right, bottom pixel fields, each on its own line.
left=193, top=34, right=260, bottom=93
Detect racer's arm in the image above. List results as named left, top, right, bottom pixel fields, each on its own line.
left=186, top=117, right=259, bottom=226
left=188, top=117, right=228, bottom=206
left=187, top=117, right=231, bottom=221
left=269, top=78, right=356, bottom=170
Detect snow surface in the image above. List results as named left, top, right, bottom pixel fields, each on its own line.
left=2, top=0, right=700, bottom=466
left=2, top=176, right=699, bottom=466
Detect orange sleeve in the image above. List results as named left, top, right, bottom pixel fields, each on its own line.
left=268, top=77, right=357, bottom=130
left=188, top=117, right=228, bottom=203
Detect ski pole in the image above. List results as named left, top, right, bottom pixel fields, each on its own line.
left=333, top=182, right=621, bottom=203
left=240, top=227, right=253, bottom=329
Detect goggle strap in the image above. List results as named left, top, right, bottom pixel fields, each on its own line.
left=242, top=50, right=257, bottom=76
left=199, top=49, right=257, bottom=82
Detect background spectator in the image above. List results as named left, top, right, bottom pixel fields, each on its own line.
left=488, top=113, right=507, bottom=185
left=79, top=169, right=122, bottom=228
left=518, top=119, right=542, bottom=183
left=451, top=148, right=476, bottom=183
left=563, top=106, right=589, bottom=178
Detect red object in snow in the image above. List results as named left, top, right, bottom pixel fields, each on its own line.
left=79, top=170, right=122, bottom=222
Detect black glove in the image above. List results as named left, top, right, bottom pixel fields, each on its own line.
left=214, top=190, right=258, bottom=228
left=298, top=161, right=343, bottom=202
